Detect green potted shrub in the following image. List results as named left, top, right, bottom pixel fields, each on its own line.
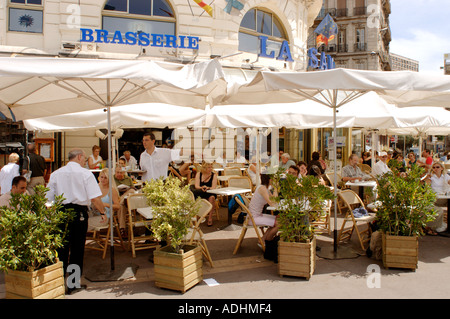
left=0, top=185, right=74, bottom=299
left=375, top=164, right=437, bottom=270
left=142, top=176, right=202, bottom=293
left=272, top=172, right=335, bottom=280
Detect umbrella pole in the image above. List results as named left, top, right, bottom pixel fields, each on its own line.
left=83, top=87, right=138, bottom=282
left=333, top=105, right=338, bottom=253
left=317, top=90, right=359, bottom=260
left=107, top=106, right=115, bottom=271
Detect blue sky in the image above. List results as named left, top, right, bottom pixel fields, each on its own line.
left=389, top=0, right=450, bottom=74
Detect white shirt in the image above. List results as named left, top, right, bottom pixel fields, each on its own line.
left=140, top=148, right=180, bottom=182
left=0, top=163, right=20, bottom=195
left=46, top=161, right=102, bottom=206
left=430, top=174, right=450, bottom=194
left=372, top=160, right=391, bottom=177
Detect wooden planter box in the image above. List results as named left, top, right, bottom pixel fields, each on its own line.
left=153, top=245, right=203, bottom=293
left=278, top=237, right=316, bottom=280
left=5, top=261, right=65, bottom=299
left=382, top=233, right=418, bottom=271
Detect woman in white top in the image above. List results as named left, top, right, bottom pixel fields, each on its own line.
left=0, top=153, right=20, bottom=195
left=87, top=145, right=103, bottom=169
left=424, top=161, right=449, bottom=234
left=248, top=174, right=279, bottom=241
left=427, top=162, right=450, bottom=194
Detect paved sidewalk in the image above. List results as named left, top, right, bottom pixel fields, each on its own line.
left=2, top=208, right=450, bottom=300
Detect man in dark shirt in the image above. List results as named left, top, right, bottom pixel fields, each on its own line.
left=22, top=143, right=47, bottom=195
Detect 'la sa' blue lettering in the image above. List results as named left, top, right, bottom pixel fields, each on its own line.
left=258, top=36, right=294, bottom=62
left=307, top=48, right=335, bottom=70
left=80, top=28, right=199, bottom=49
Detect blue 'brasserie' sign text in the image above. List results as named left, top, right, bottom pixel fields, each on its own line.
left=80, top=28, right=200, bottom=49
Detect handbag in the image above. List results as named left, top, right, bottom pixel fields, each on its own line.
left=23, top=155, right=32, bottom=182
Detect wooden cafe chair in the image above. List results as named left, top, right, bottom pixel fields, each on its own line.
left=184, top=199, right=214, bottom=267
left=337, top=190, right=375, bottom=251
left=233, top=196, right=267, bottom=254
left=86, top=207, right=126, bottom=259
left=126, top=193, right=159, bottom=258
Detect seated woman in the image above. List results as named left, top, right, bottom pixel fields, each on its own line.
left=193, top=161, right=218, bottom=226
left=361, top=151, right=372, bottom=166
left=87, top=145, right=103, bottom=169
left=307, top=151, right=325, bottom=177
left=248, top=174, right=279, bottom=242
left=406, top=152, right=418, bottom=168
left=88, top=168, right=120, bottom=230
left=296, top=161, right=308, bottom=179
left=424, top=161, right=449, bottom=234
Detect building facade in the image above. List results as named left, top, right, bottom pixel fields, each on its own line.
left=1, top=0, right=327, bottom=168
left=309, top=0, right=392, bottom=71
left=285, top=0, right=394, bottom=167
left=390, top=53, right=419, bottom=72
left=1, top=0, right=322, bottom=70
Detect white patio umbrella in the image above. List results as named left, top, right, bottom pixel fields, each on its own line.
left=222, top=68, right=450, bottom=256
left=0, top=57, right=226, bottom=120
left=0, top=56, right=227, bottom=271
left=386, top=106, right=450, bottom=136
left=23, top=103, right=207, bottom=132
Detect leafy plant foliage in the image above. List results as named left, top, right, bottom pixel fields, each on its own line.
left=143, top=176, right=200, bottom=253
left=0, top=185, right=74, bottom=272
left=272, top=171, right=335, bottom=243
left=376, top=164, right=436, bottom=236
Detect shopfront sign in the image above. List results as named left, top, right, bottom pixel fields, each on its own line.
left=258, top=36, right=294, bottom=62
left=80, top=28, right=200, bottom=49
left=307, top=47, right=335, bottom=70
left=257, top=36, right=335, bottom=69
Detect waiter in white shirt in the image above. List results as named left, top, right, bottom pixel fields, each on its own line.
left=372, top=151, right=392, bottom=177
left=140, top=132, right=182, bottom=183
left=46, top=148, right=106, bottom=293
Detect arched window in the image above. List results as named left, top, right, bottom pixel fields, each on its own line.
left=102, top=0, right=176, bottom=37
left=239, top=8, right=288, bottom=55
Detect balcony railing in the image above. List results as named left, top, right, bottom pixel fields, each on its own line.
left=316, top=8, right=337, bottom=20
left=338, top=44, right=348, bottom=53
left=354, top=43, right=367, bottom=52
left=353, top=6, right=366, bottom=16
left=336, top=8, right=348, bottom=18
left=316, top=44, right=337, bottom=53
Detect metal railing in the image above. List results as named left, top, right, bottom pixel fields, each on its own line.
left=354, top=43, right=367, bottom=52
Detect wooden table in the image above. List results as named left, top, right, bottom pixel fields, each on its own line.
left=436, top=193, right=450, bottom=236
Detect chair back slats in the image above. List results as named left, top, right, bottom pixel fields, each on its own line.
left=127, top=194, right=148, bottom=211
left=195, top=199, right=213, bottom=220
left=224, top=167, right=242, bottom=176
left=338, top=190, right=364, bottom=207
left=228, top=176, right=252, bottom=189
